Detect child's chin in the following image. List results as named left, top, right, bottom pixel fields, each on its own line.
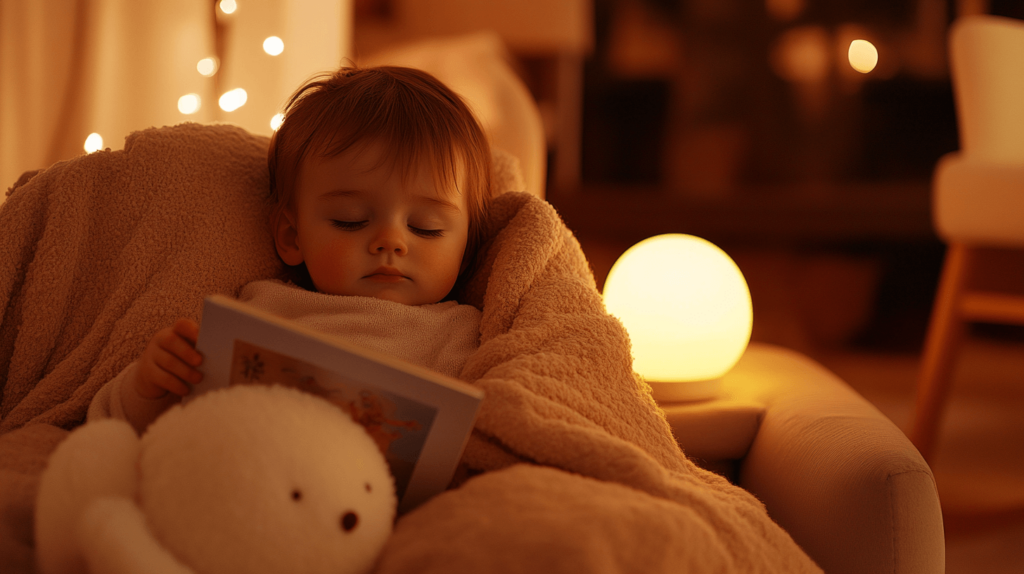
left=324, top=282, right=443, bottom=306
left=364, top=288, right=427, bottom=307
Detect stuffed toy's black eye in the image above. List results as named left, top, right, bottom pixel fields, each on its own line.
left=341, top=511, right=359, bottom=532
left=291, top=490, right=302, bottom=501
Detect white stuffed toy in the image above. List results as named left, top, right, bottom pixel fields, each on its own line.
left=35, top=384, right=396, bottom=574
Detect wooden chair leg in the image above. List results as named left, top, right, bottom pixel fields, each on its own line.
left=911, top=243, right=974, bottom=461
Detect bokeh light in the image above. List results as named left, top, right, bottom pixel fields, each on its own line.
left=219, top=88, right=248, bottom=112
left=770, top=26, right=830, bottom=84
left=848, top=39, right=879, bottom=74
left=270, top=113, right=285, bottom=131
left=219, top=0, right=237, bottom=15
left=263, top=36, right=284, bottom=56
left=197, top=57, right=219, bottom=77
left=178, top=94, right=202, bottom=115
left=84, top=133, right=104, bottom=153
left=766, top=0, right=805, bottom=22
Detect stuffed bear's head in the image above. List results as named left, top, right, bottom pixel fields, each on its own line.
left=137, top=384, right=395, bottom=574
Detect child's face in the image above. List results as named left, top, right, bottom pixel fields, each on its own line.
left=275, top=141, right=470, bottom=305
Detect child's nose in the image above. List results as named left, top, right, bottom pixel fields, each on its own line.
left=370, top=225, right=407, bottom=255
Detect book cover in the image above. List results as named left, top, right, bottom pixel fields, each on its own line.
left=191, top=294, right=484, bottom=514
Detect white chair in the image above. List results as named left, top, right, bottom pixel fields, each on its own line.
left=912, top=15, right=1024, bottom=461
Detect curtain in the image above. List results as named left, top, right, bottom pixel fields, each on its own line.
left=1, top=0, right=351, bottom=202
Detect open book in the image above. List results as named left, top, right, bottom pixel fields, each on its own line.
left=191, top=294, right=484, bottom=514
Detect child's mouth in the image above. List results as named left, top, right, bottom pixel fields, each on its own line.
left=366, top=266, right=407, bottom=282
left=366, top=274, right=406, bottom=283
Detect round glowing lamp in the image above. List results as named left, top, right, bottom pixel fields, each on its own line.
left=603, top=234, right=753, bottom=402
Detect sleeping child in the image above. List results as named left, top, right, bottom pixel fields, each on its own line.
left=88, top=65, right=496, bottom=433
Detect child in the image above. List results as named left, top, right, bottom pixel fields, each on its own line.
left=88, top=66, right=495, bottom=432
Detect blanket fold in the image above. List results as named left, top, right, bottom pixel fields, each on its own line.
left=0, top=123, right=819, bottom=573
left=1, top=123, right=283, bottom=433
left=393, top=191, right=820, bottom=573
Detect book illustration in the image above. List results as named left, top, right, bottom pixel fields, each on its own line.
left=229, top=339, right=436, bottom=499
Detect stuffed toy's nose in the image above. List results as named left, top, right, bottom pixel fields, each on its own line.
left=341, top=511, right=359, bottom=532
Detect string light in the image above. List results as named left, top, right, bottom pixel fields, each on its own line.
left=197, top=57, right=219, bottom=77
left=270, top=113, right=285, bottom=131
left=178, top=94, right=202, bottom=115
left=84, top=133, right=104, bottom=153
left=848, top=39, right=879, bottom=73
left=263, top=36, right=284, bottom=56
left=219, top=88, right=248, bottom=112
left=219, top=0, right=237, bottom=15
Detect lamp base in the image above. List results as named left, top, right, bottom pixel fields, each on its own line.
left=649, top=378, right=721, bottom=403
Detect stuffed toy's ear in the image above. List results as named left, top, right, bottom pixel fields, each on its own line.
left=36, top=419, right=141, bottom=574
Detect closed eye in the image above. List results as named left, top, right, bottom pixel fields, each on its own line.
left=410, top=226, right=444, bottom=238
left=331, top=220, right=367, bottom=231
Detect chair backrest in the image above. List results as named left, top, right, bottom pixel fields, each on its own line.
left=360, top=33, right=547, bottom=199
left=950, top=15, right=1024, bottom=163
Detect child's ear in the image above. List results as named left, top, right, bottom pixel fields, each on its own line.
left=458, top=244, right=472, bottom=275
left=271, top=208, right=305, bottom=266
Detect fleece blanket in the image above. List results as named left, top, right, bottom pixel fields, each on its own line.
left=0, top=123, right=820, bottom=573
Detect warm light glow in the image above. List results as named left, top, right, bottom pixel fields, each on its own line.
left=770, top=26, right=831, bottom=83
left=178, top=94, right=202, bottom=115
left=218, top=0, right=237, bottom=15
left=197, top=57, right=219, bottom=77
left=270, top=113, right=285, bottom=131
left=603, top=234, right=752, bottom=400
left=848, top=39, right=879, bottom=73
left=766, top=0, right=805, bottom=22
left=263, top=36, right=284, bottom=56
left=84, top=133, right=104, bottom=153
left=219, top=88, right=248, bottom=112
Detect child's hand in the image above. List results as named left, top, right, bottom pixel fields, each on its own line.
left=135, top=319, right=204, bottom=399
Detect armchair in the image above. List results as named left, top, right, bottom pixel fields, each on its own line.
left=664, top=344, right=944, bottom=574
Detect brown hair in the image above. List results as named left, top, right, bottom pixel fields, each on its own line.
left=268, top=65, right=493, bottom=275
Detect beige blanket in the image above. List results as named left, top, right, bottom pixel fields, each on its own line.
left=0, top=123, right=819, bottom=573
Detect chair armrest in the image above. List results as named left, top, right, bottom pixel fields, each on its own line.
left=726, top=344, right=944, bottom=574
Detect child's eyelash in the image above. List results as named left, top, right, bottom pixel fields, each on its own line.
left=410, top=227, right=444, bottom=238
left=331, top=220, right=443, bottom=238
left=331, top=220, right=367, bottom=230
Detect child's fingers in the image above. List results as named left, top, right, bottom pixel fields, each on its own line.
left=159, top=327, right=203, bottom=368
left=151, top=347, right=203, bottom=390
left=136, top=357, right=190, bottom=398
left=134, top=320, right=203, bottom=400
left=150, top=367, right=192, bottom=397
left=172, top=318, right=200, bottom=346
